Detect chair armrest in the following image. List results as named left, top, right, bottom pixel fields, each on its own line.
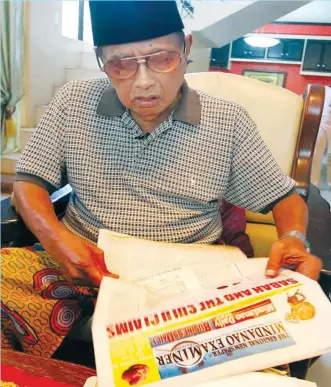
left=292, top=84, right=325, bottom=198
left=1, top=185, right=72, bottom=248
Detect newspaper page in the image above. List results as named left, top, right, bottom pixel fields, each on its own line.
left=194, top=373, right=318, bottom=387
left=93, top=231, right=331, bottom=387
left=83, top=372, right=317, bottom=387
left=98, top=230, right=248, bottom=283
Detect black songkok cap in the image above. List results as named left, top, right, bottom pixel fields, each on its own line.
left=89, top=0, right=185, bottom=46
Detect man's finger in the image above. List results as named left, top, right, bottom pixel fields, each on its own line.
left=296, top=256, right=322, bottom=281
left=85, top=264, right=119, bottom=287
left=89, top=245, right=110, bottom=271
left=105, top=271, right=120, bottom=279
left=89, top=245, right=119, bottom=279
left=266, top=241, right=284, bottom=277
left=86, top=264, right=105, bottom=287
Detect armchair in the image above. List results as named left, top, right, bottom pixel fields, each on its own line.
left=1, top=73, right=330, bottom=377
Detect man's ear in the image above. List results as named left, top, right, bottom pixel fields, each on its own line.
left=185, top=34, right=193, bottom=59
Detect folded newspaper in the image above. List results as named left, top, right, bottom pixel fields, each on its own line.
left=93, top=230, right=331, bottom=387
left=84, top=372, right=318, bottom=387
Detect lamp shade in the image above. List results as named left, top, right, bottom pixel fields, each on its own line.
left=244, top=36, right=280, bottom=48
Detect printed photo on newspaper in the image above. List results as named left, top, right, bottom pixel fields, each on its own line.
left=93, top=231, right=331, bottom=387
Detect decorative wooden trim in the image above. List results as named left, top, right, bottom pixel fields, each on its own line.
left=2, top=350, right=95, bottom=386
left=291, top=84, right=325, bottom=198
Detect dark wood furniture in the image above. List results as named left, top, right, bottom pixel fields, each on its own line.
left=292, top=84, right=325, bottom=198
left=231, top=37, right=266, bottom=59
left=1, top=173, right=16, bottom=194
left=210, top=44, right=231, bottom=69
left=209, top=36, right=331, bottom=77
left=266, top=38, right=304, bottom=62
left=303, top=40, right=331, bottom=73
left=1, top=349, right=96, bottom=387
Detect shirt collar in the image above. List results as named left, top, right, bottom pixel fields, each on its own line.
left=97, top=81, right=201, bottom=125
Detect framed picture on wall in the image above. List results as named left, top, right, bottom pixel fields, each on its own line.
left=242, top=70, right=287, bottom=87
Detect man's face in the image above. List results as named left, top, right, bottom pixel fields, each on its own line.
left=101, top=33, right=192, bottom=122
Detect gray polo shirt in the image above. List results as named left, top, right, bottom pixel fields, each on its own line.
left=16, top=78, right=295, bottom=244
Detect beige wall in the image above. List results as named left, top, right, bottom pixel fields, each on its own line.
left=187, top=48, right=211, bottom=74
left=21, top=1, right=91, bottom=127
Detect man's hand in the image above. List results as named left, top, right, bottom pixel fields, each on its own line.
left=12, top=181, right=119, bottom=287
left=266, top=236, right=322, bottom=280
left=270, top=193, right=322, bottom=280
left=44, top=228, right=119, bottom=287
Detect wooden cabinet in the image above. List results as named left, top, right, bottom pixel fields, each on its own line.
left=267, top=39, right=304, bottom=61
left=303, top=40, right=331, bottom=73
left=231, top=38, right=266, bottom=59
left=210, top=44, right=230, bottom=68
left=211, top=35, right=331, bottom=75
left=322, top=43, right=331, bottom=72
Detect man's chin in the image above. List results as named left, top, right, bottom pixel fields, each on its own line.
left=133, top=106, right=161, bottom=121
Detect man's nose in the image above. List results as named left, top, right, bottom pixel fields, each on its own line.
left=134, top=61, right=156, bottom=90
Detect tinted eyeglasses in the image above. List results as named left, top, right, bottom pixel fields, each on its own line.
left=96, top=43, right=186, bottom=80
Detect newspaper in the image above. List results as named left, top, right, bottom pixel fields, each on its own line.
left=93, top=231, right=331, bottom=387
left=199, top=373, right=318, bottom=387
left=83, top=372, right=318, bottom=387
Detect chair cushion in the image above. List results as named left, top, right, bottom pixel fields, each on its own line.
left=185, top=72, right=303, bottom=176
left=246, top=222, right=278, bottom=258
left=185, top=72, right=302, bottom=231
left=221, top=200, right=254, bottom=257
left=245, top=210, right=275, bottom=225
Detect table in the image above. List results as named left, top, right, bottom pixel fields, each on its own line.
left=1, top=350, right=96, bottom=387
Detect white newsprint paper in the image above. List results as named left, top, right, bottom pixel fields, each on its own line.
left=84, top=372, right=318, bottom=387
left=92, top=230, right=331, bottom=387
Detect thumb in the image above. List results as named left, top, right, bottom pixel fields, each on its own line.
left=87, top=265, right=106, bottom=287
left=266, top=241, right=284, bottom=278
left=89, top=245, right=119, bottom=279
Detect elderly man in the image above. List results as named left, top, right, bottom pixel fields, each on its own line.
left=2, top=1, right=321, bottom=358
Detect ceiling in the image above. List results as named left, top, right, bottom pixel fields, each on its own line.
left=277, top=0, right=331, bottom=23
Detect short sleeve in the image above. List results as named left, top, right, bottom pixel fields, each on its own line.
left=224, top=105, right=295, bottom=213
left=16, top=83, right=70, bottom=194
